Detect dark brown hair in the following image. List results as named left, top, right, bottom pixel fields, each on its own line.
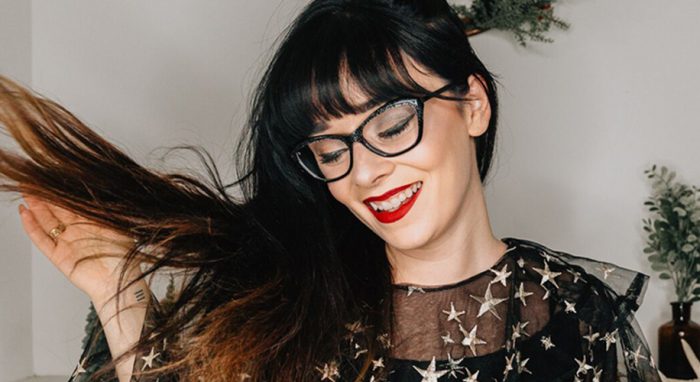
left=0, top=0, right=500, bottom=380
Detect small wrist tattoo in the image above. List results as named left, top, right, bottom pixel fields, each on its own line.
left=134, top=288, right=146, bottom=302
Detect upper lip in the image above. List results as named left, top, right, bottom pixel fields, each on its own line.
left=363, top=182, right=418, bottom=204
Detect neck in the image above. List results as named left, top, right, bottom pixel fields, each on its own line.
left=385, top=176, right=507, bottom=287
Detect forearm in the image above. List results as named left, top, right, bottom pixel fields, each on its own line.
left=90, top=278, right=150, bottom=382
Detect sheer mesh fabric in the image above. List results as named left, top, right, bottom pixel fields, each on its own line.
left=69, top=236, right=662, bottom=381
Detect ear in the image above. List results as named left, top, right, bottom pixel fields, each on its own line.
left=463, top=74, right=491, bottom=138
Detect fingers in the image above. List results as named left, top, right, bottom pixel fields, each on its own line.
left=17, top=204, right=58, bottom=257
left=21, top=194, right=65, bottom=238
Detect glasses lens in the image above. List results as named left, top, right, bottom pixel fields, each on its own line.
left=364, top=100, right=420, bottom=154
left=295, top=137, right=350, bottom=180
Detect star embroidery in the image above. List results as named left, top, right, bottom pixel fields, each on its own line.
left=469, top=283, right=508, bottom=320
left=446, top=353, right=465, bottom=378
left=316, top=360, right=340, bottom=382
left=592, top=366, right=603, bottom=382
left=517, top=257, right=526, bottom=268
left=503, top=353, right=516, bottom=378
left=564, top=300, right=577, bottom=314
left=540, top=335, right=555, bottom=350
left=441, top=331, right=455, bottom=346
left=596, top=264, right=616, bottom=280
left=141, top=347, right=161, bottom=370
left=463, top=366, right=480, bottom=382
left=411, top=356, right=449, bottom=382
left=458, top=323, right=488, bottom=356
left=407, top=286, right=426, bottom=296
left=516, top=351, right=532, bottom=375
left=600, top=329, right=618, bottom=351
left=583, top=326, right=600, bottom=345
left=532, top=260, right=562, bottom=289
left=515, top=282, right=534, bottom=306
left=511, top=321, right=530, bottom=341
left=489, top=264, right=512, bottom=287
left=441, top=302, right=466, bottom=323
left=625, top=344, right=648, bottom=367
left=372, top=357, right=385, bottom=371
left=71, top=357, right=88, bottom=378
left=571, top=270, right=582, bottom=283
left=574, top=355, right=594, bottom=376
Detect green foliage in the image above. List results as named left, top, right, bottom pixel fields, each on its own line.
left=643, top=164, right=700, bottom=302
left=451, top=0, right=570, bottom=46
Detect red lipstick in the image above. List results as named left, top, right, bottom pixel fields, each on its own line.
left=362, top=181, right=422, bottom=224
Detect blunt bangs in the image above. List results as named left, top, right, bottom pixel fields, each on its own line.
left=266, top=1, right=473, bottom=151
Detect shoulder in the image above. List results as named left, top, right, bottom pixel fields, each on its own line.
left=503, top=236, right=651, bottom=326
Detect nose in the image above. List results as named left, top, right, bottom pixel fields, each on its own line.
left=349, top=142, right=394, bottom=187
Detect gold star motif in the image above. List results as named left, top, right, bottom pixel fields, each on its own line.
left=71, top=357, right=88, bottom=378
left=564, top=300, right=577, bottom=314
left=596, top=264, right=616, bottom=280
left=407, top=286, right=426, bottom=296
left=600, top=329, right=618, bottom=351
left=574, top=355, right=594, bottom=376
left=446, top=353, right=465, bottom=378
left=503, top=353, right=516, bottom=378
left=515, top=282, right=534, bottom=306
left=540, top=335, right=555, bottom=350
left=458, top=323, right=487, bottom=356
left=441, top=331, right=455, bottom=346
left=532, top=260, right=562, bottom=289
left=511, top=321, right=530, bottom=341
left=583, top=326, right=600, bottom=345
left=469, top=283, right=508, bottom=320
left=625, top=344, right=648, bottom=367
left=592, top=366, right=603, bottom=382
left=411, top=356, right=449, bottom=382
left=441, top=302, right=465, bottom=323
left=489, top=264, right=512, bottom=287
left=516, top=351, right=532, bottom=375
left=463, top=366, right=480, bottom=382
left=141, top=347, right=161, bottom=370
left=316, top=360, right=340, bottom=382
left=372, top=357, right=385, bottom=371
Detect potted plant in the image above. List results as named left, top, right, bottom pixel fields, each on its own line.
left=643, top=164, right=700, bottom=378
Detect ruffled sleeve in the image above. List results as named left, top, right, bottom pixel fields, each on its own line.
left=515, top=237, right=661, bottom=382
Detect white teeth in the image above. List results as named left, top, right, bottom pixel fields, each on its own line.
left=368, top=181, right=422, bottom=213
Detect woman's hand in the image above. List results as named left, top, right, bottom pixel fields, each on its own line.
left=18, top=192, right=141, bottom=303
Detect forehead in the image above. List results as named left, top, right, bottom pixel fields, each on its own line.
left=311, top=57, right=439, bottom=135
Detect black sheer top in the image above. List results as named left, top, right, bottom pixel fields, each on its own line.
left=69, top=236, right=661, bottom=381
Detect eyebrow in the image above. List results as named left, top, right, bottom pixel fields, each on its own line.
left=311, top=98, right=385, bottom=135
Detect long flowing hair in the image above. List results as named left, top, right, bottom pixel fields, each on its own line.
left=0, top=0, right=501, bottom=380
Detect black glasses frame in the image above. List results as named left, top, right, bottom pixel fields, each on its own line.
left=290, top=82, right=462, bottom=182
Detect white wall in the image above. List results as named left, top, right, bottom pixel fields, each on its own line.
left=28, top=0, right=308, bottom=376
left=0, top=1, right=33, bottom=381
left=6, top=0, right=700, bottom=376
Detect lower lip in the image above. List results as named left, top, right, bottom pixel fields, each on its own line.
left=365, top=184, right=422, bottom=224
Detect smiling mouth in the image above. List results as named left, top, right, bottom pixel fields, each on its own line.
left=365, top=181, right=423, bottom=213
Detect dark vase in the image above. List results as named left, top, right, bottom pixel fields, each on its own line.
left=658, top=302, right=700, bottom=379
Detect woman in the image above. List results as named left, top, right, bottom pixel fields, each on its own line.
left=0, top=0, right=660, bottom=381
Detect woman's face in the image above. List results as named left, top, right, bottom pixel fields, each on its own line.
left=319, top=61, right=491, bottom=251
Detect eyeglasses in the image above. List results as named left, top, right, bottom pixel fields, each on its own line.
left=290, top=82, right=461, bottom=182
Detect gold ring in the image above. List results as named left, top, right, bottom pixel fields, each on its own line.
left=48, top=223, right=66, bottom=240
